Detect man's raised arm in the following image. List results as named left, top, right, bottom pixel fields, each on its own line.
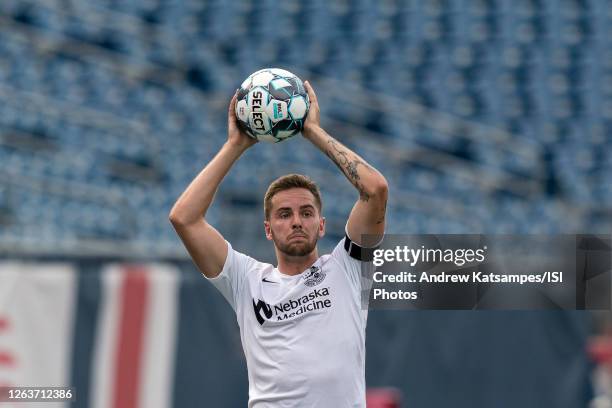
left=169, top=93, right=257, bottom=278
left=301, top=81, right=388, bottom=246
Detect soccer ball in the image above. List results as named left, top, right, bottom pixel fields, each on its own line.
left=235, top=68, right=310, bottom=143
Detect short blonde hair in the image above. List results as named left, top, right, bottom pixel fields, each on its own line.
left=264, top=174, right=322, bottom=220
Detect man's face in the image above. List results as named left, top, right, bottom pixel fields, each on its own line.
left=264, top=188, right=325, bottom=257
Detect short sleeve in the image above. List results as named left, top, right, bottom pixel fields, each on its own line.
left=331, top=230, right=381, bottom=294
left=203, top=241, right=256, bottom=311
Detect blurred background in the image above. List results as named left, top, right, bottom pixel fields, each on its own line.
left=0, top=0, right=610, bottom=407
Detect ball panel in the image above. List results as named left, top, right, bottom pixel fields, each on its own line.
left=251, top=71, right=275, bottom=87
left=265, top=99, right=289, bottom=122
left=272, top=118, right=300, bottom=138
left=269, top=78, right=292, bottom=90
left=287, top=77, right=305, bottom=95
left=288, top=95, right=308, bottom=120
left=293, top=119, right=304, bottom=131
left=275, top=130, right=297, bottom=140
left=237, top=87, right=249, bottom=100
left=269, top=85, right=293, bottom=101
left=269, top=68, right=295, bottom=77
left=236, top=99, right=250, bottom=122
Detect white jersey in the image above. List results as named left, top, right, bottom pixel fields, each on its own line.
left=205, top=236, right=372, bottom=408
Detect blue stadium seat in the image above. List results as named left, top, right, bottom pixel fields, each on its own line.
left=0, top=0, right=610, bottom=252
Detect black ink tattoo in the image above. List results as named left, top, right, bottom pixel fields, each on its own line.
left=376, top=198, right=387, bottom=224
left=346, top=161, right=359, bottom=180
left=325, top=138, right=373, bottom=202
left=358, top=183, right=370, bottom=202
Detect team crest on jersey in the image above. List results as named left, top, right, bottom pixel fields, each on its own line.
left=303, top=266, right=326, bottom=287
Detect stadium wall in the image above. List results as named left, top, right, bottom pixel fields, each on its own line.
left=0, top=261, right=592, bottom=408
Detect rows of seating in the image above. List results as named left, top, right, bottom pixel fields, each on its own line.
left=0, top=0, right=610, bottom=258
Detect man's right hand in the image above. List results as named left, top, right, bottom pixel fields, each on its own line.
left=227, top=91, right=258, bottom=150
left=169, top=91, right=258, bottom=278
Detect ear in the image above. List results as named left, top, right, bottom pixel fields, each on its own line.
left=264, top=220, right=273, bottom=241
left=318, top=216, right=326, bottom=238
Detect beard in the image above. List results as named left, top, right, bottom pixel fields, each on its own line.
left=271, top=230, right=319, bottom=257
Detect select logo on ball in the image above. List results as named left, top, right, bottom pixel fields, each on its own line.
left=251, top=90, right=264, bottom=112
left=250, top=112, right=270, bottom=133
left=252, top=112, right=265, bottom=131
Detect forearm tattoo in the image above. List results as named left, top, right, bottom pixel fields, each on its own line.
left=325, top=138, right=373, bottom=202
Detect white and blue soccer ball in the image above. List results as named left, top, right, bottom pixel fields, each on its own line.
left=235, top=68, right=310, bottom=143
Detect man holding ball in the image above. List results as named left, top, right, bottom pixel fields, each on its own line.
left=170, top=79, right=388, bottom=407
